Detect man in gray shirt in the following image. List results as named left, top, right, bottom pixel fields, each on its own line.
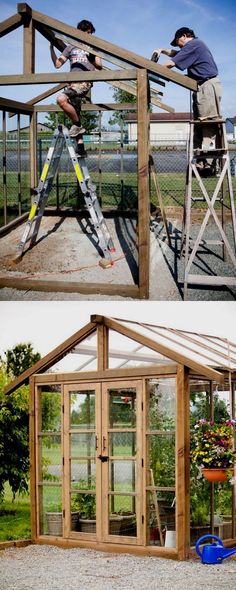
left=153, top=27, right=222, bottom=172
left=50, top=19, right=102, bottom=155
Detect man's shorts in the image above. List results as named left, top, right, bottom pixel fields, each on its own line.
left=64, top=82, right=92, bottom=107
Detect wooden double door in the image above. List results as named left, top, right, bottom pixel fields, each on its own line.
left=63, top=380, right=143, bottom=545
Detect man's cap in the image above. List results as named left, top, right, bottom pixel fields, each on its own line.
left=170, top=27, right=195, bottom=47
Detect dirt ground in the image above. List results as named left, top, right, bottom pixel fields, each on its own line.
left=0, top=211, right=235, bottom=301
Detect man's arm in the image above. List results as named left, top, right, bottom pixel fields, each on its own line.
left=94, top=55, right=102, bottom=70
left=50, top=44, right=67, bottom=69
left=153, top=48, right=178, bottom=59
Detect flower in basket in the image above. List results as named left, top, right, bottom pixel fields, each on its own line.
left=191, top=419, right=235, bottom=481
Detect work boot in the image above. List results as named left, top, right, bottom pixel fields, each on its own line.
left=69, top=124, right=85, bottom=137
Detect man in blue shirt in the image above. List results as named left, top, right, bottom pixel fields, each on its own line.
left=153, top=28, right=222, bottom=171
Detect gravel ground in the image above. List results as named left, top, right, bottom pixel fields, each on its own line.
left=0, top=545, right=235, bottom=590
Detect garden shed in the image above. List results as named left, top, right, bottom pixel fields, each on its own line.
left=5, top=315, right=236, bottom=559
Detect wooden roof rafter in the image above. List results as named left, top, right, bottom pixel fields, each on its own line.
left=7, top=3, right=196, bottom=92
left=22, top=20, right=173, bottom=113
left=4, top=315, right=227, bottom=397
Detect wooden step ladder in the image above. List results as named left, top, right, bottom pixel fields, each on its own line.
left=182, top=118, right=236, bottom=299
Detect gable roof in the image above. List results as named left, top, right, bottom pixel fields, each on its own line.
left=5, top=315, right=234, bottom=395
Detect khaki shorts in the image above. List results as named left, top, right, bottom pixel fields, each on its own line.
left=64, top=81, right=92, bottom=98
left=193, top=76, right=222, bottom=119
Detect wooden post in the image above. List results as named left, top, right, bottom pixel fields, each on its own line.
left=97, top=323, right=109, bottom=370
left=137, top=69, right=150, bottom=299
left=29, top=376, right=36, bottom=540
left=22, top=8, right=35, bottom=75
left=29, top=111, right=37, bottom=197
left=176, top=365, right=190, bottom=559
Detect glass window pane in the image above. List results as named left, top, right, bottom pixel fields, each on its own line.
left=71, top=459, right=96, bottom=486
left=39, top=485, right=62, bottom=536
left=109, top=388, right=136, bottom=427
left=109, top=495, right=137, bottom=536
left=109, top=432, right=136, bottom=456
left=39, top=434, right=62, bottom=482
left=148, top=434, right=175, bottom=486
left=147, top=378, right=176, bottom=430
left=109, top=460, right=136, bottom=492
left=70, top=433, right=96, bottom=458
left=38, top=387, right=61, bottom=432
left=70, top=391, right=95, bottom=429
left=147, top=490, right=176, bottom=546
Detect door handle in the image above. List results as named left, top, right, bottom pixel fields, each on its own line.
left=98, top=454, right=109, bottom=462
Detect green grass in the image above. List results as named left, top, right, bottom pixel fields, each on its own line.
left=0, top=483, right=31, bottom=541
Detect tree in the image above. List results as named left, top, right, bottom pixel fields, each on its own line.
left=0, top=363, right=29, bottom=499
left=4, top=343, right=41, bottom=377
left=0, top=344, right=41, bottom=499
left=44, top=109, right=99, bottom=134
left=108, top=88, right=136, bottom=127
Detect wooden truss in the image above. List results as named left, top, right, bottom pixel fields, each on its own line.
left=0, top=4, right=197, bottom=299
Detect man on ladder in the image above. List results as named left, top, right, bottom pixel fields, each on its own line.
left=152, top=26, right=222, bottom=174
left=49, top=18, right=102, bottom=157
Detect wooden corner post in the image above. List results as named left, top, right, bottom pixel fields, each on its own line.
left=137, top=69, right=150, bottom=299
left=176, top=365, right=190, bottom=559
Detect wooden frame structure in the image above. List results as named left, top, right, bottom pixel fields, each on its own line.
left=0, top=4, right=197, bottom=299
left=5, top=315, right=236, bottom=560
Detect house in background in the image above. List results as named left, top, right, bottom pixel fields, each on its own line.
left=226, top=117, right=236, bottom=141
left=125, top=112, right=192, bottom=145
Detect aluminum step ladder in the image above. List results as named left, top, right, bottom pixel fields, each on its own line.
left=182, top=118, right=236, bottom=299
left=15, top=125, right=115, bottom=263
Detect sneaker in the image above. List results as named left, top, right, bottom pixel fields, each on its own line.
left=69, top=124, right=85, bottom=137
left=76, top=144, right=87, bottom=158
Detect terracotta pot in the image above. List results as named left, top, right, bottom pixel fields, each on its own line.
left=201, top=468, right=234, bottom=482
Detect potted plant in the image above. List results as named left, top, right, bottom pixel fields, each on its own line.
left=46, top=500, right=80, bottom=536
left=191, top=419, right=236, bottom=482
left=73, top=480, right=96, bottom=533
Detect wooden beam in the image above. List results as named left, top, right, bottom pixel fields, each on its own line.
left=176, top=366, right=190, bottom=559
left=0, top=70, right=138, bottom=85
left=137, top=69, right=150, bottom=299
left=0, top=96, right=33, bottom=114
left=30, top=9, right=197, bottom=91
left=0, top=13, right=23, bottom=37
left=22, top=10, right=35, bottom=74
left=91, top=316, right=225, bottom=383
left=0, top=276, right=139, bottom=299
left=34, top=363, right=178, bottom=384
left=35, top=102, right=137, bottom=112
left=4, top=321, right=97, bottom=395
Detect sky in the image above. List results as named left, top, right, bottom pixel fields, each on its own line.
left=0, top=301, right=236, bottom=362
left=0, top=0, right=236, bottom=127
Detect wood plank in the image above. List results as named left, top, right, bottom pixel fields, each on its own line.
left=0, top=276, right=139, bottom=299
left=186, top=275, right=236, bottom=286
left=4, top=321, right=97, bottom=395
left=92, top=316, right=225, bottom=383
left=97, top=325, right=109, bottom=371
left=35, top=102, right=137, bottom=112
left=0, top=70, right=138, bottom=85
left=34, top=364, right=178, bottom=384
left=0, top=13, right=23, bottom=37
left=29, top=376, right=36, bottom=541
left=137, top=70, right=150, bottom=299
left=30, top=9, right=197, bottom=91
left=23, top=13, right=35, bottom=74
left=0, top=96, right=33, bottom=114
left=176, top=366, right=189, bottom=559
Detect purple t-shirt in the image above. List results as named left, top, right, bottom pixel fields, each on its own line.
left=173, top=38, right=218, bottom=82
left=61, top=44, right=95, bottom=72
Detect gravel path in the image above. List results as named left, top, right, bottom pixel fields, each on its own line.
left=0, top=545, right=235, bottom=590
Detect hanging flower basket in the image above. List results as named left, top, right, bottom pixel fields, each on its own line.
left=191, top=419, right=236, bottom=484
left=201, top=467, right=234, bottom=483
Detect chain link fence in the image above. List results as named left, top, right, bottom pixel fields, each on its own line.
left=1, top=110, right=236, bottom=228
